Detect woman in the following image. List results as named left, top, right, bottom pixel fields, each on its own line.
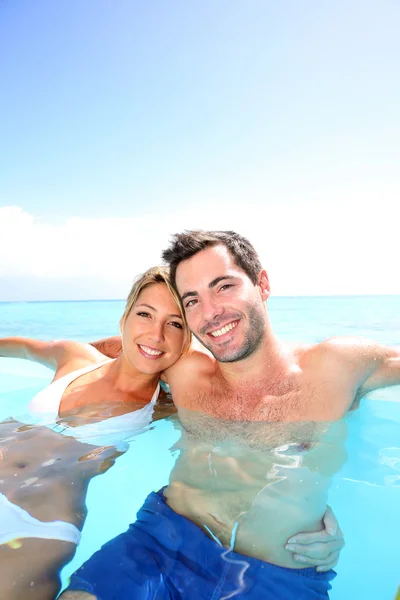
left=0, top=266, right=190, bottom=600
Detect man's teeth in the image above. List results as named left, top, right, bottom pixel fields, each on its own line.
left=140, top=345, right=163, bottom=356
left=210, top=321, right=238, bottom=338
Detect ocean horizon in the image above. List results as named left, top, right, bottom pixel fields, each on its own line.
left=1, top=295, right=399, bottom=350
left=1, top=292, right=399, bottom=304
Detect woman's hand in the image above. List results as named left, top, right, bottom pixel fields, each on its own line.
left=285, top=506, right=344, bottom=572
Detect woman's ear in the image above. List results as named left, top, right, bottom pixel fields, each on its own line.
left=258, top=269, right=270, bottom=301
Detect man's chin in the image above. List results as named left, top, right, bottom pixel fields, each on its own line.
left=208, top=345, right=250, bottom=363
left=196, top=334, right=249, bottom=362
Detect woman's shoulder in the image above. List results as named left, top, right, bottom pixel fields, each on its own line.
left=51, top=340, right=110, bottom=381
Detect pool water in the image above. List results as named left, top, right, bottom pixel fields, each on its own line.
left=1, top=296, right=399, bottom=599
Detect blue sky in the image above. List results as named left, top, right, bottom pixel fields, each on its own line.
left=1, top=1, right=399, bottom=300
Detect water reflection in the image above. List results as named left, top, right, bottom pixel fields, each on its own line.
left=7, top=399, right=398, bottom=599
left=63, top=409, right=346, bottom=599
left=0, top=418, right=121, bottom=599
left=379, top=447, right=400, bottom=486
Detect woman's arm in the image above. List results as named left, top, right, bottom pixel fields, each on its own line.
left=0, top=337, right=105, bottom=373
left=0, top=337, right=59, bottom=368
left=284, top=505, right=344, bottom=571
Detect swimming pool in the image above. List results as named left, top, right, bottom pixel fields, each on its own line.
left=1, top=296, right=399, bottom=599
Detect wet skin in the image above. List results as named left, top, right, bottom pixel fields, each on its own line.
left=0, top=419, right=121, bottom=600
left=160, top=244, right=398, bottom=569
left=0, top=283, right=185, bottom=599
left=58, top=244, right=399, bottom=598
left=166, top=410, right=348, bottom=568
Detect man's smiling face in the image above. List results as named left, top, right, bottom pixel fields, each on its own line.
left=175, top=244, right=269, bottom=363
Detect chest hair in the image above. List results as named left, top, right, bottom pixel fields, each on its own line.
left=192, top=372, right=318, bottom=422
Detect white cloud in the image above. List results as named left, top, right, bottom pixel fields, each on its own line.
left=0, top=203, right=398, bottom=301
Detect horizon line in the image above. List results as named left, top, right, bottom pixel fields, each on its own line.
left=1, top=293, right=400, bottom=304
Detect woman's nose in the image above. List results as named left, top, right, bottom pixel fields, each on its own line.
left=149, top=321, right=165, bottom=343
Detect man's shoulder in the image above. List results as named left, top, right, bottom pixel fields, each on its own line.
left=314, top=336, right=377, bottom=356
left=297, top=336, right=378, bottom=372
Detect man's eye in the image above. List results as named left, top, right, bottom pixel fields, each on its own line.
left=185, top=299, right=197, bottom=308
left=220, top=284, right=233, bottom=291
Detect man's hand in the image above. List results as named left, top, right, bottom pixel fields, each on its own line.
left=90, top=336, right=122, bottom=359
left=285, top=506, right=344, bottom=572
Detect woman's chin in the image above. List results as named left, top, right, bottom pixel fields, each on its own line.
left=134, top=360, right=168, bottom=376
left=130, top=351, right=180, bottom=375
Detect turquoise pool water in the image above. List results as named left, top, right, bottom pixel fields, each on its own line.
left=1, top=296, right=399, bottom=599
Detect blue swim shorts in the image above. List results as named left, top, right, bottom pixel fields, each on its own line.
left=65, top=488, right=336, bottom=599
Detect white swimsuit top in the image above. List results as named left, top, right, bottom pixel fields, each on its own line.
left=24, top=361, right=160, bottom=450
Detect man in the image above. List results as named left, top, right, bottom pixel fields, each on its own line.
left=62, top=230, right=400, bottom=599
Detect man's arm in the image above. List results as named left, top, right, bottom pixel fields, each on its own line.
left=319, top=337, right=400, bottom=399
left=90, top=336, right=123, bottom=359
left=358, top=342, right=400, bottom=396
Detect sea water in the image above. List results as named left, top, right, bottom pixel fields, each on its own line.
left=0, top=296, right=399, bottom=599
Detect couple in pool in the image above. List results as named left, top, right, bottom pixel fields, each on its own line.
left=2, top=230, right=399, bottom=599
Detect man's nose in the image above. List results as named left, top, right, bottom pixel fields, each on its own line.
left=201, top=296, right=223, bottom=323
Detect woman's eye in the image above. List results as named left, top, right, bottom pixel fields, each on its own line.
left=170, top=321, right=183, bottom=329
left=137, top=312, right=151, bottom=318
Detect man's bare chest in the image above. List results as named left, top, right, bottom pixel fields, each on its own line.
left=180, top=374, right=354, bottom=422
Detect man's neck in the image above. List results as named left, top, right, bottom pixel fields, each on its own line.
left=216, top=331, right=291, bottom=390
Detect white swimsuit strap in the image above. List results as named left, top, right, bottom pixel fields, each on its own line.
left=28, top=360, right=112, bottom=417
left=150, top=382, right=160, bottom=404
left=27, top=366, right=161, bottom=447
left=55, top=381, right=161, bottom=447
left=73, top=382, right=160, bottom=434
left=53, top=360, right=112, bottom=391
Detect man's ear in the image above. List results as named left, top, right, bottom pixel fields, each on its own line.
left=257, top=269, right=270, bottom=301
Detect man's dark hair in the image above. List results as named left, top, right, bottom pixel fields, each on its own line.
left=162, top=230, right=263, bottom=288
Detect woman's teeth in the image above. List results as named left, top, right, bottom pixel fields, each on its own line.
left=139, top=345, right=163, bottom=356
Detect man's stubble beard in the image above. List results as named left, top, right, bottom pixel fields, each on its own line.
left=194, top=302, right=266, bottom=363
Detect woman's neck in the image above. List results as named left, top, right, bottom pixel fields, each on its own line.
left=104, top=356, right=159, bottom=398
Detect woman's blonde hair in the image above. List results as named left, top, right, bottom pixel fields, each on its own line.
left=121, top=266, right=191, bottom=354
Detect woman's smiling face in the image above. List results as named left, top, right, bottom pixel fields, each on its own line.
left=121, top=282, right=186, bottom=374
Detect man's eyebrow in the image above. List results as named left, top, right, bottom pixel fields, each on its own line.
left=136, top=303, right=182, bottom=319
left=181, top=291, right=197, bottom=303
left=181, top=276, right=236, bottom=302
left=208, top=275, right=236, bottom=289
